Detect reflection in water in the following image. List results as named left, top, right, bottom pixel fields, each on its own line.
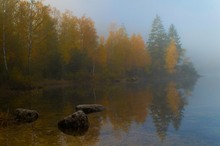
left=0, top=78, right=197, bottom=145
left=99, top=84, right=153, bottom=138
left=150, top=81, right=186, bottom=140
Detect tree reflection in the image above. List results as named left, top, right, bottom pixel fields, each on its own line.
left=149, top=79, right=195, bottom=140
left=167, top=82, right=186, bottom=131
left=150, top=82, right=170, bottom=140
left=0, top=78, right=197, bottom=145
left=98, top=84, right=153, bottom=138
left=97, top=78, right=196, bottom=141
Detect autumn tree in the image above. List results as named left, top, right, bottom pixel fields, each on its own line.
left=31, top=6, right=61, bottom=79
left=58, top=11, right=80, bottom=78
left=58, top=11, right=79, bottom=64
left=78, top=16, right=98, bottom=75
left=147, top=15, right=168, bottom=72
left=168, top=24, right=185, bottom=63
left=106, top=25, right=130, bottom=77
left=95, top=36, right=107, bottom=76
left=9, top=0, right=49, bottom=76
left=165, top=39, right=179, bottom=74
left=0, top=1, right=198, bottom=84
left=129, top=33, right=151, bottom=75
left=0, top=0, right=18, bottom=73
left=96, top=36, right=107, bottom=67
left=26, top=0, right=44, bottom=75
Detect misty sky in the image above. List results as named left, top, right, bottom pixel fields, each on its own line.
left=44, top=0, right=220, bottom=75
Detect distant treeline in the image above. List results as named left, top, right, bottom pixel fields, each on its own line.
left=0, top=0, right=198, bottom=86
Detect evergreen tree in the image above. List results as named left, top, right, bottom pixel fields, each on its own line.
left=147, top=15, right=168, bottom=72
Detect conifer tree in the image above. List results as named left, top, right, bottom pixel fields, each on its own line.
left=168, top=24, right=184, bottom=63
left=147, top=15, right=168, bottom=72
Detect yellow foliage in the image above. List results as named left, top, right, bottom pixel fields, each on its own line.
left=166, top=82, right=180, bottom=114
left=105, top=26, right=129, bottom=75
left=78, top=16, right=98, bottom=60
left=59, top=11, right=80, bottom=64
left=130, top=34, right=151, bottom=70
left=165, top=39, right=179, bottom=73
left=96, top=36, right=107, bottom=67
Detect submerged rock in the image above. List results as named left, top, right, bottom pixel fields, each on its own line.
left=14, top=108, right=39, bottom=123
left=126, top=77, right=138, bottom=82
left=58, top=110, right=89, bottom=136
left=76, top=104, right=105, bottom=114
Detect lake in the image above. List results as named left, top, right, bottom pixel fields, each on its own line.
left=0, top=76, right=220, bottom=146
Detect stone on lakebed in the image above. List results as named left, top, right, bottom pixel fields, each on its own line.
left=76, top=104, right=105, bottom=114
left=58, top=110, right=89, bottom=136
left=14, top=108, right=39, bottom=123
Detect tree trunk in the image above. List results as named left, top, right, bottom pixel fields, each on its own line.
left=2, top=0, right=8, bottom=72
left=27, top=0, right=34, bottom=75
left=92, top=61, right=95, bottom=76
left=27, top=25, right=32, bottom=75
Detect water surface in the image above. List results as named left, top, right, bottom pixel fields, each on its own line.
left=0, top=77, right=219, bottom=146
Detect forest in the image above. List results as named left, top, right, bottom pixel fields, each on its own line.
left=0, top=0, right=198, bottom=88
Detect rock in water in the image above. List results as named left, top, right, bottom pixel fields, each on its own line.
left=14, top=108, right=39, bottom=123
left=58, top=110, right=89, bottom=136
left=76, top=104, right=105, bottom=114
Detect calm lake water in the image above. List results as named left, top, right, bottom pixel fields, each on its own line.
left=0, top=76, right=220, bottom=146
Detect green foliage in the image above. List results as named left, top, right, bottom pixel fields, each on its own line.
left=177, top=62, right=199, bottom=78
left=147, top=15, right=168, bottom=72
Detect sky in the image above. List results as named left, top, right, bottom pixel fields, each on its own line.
left=43, top=0, right=220, bottom=75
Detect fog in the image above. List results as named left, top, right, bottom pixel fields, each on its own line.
left=44, top=0, right=220, bottom=76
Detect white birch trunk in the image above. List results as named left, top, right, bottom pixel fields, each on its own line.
left=2, top=0, right=8, bottom=72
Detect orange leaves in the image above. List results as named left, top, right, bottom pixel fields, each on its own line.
left=59, top=13, right=97, bottom=65
left=102, top=26, right=152, bottom=76
left=105, top=26, right=129, bottom=75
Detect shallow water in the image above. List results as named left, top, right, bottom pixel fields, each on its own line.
left=0, top=77, right=219, bottom=146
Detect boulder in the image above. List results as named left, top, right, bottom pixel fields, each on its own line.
left=76, top=104, right=105, bottom=114
left=58, top=110, right=89, bottom=136
left=14, top=108, right=39, bottom=123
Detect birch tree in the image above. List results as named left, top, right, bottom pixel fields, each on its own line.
left=1, top=0, right=8, bottom=72
left=0, top=0, right=18, bottom=72
left=25, top=0, right=46, bottom=75
left=130, top=34, right=151, bottom=74
left=78, top=16, right=97, bottom=76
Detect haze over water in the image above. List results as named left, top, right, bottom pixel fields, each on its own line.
left=0, top=1, right=220, bottom=145
left=44, top=0, right=220, bottom=76
left=1, top=76, right=220, bottom=145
